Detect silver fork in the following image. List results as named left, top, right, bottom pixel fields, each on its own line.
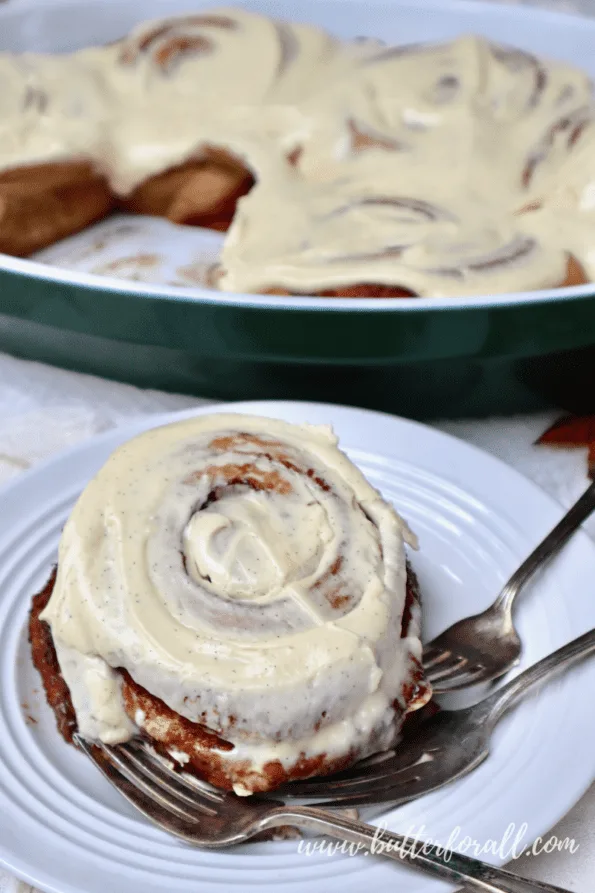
left=424, top=480, right=595, bottom=692
left=76, top=736, right=574, bottom=893
left=277, top=628, right=595, bottom=806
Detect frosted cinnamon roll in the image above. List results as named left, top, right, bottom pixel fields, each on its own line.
left=31, top=414, right=431, bottom=794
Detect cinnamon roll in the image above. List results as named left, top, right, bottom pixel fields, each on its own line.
left=2, top=8, right=595, bottom=295
left=31, top=414, right=431, bottom=795
left=118, top=151, right=254, bottom=232
left=0, top=162, right=115, bottom=257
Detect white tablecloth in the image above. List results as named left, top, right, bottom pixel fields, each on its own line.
left=0, top=351, right=593, bottom=892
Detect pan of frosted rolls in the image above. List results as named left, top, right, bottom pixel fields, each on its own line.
left=1, top=0, right=595, bottom=418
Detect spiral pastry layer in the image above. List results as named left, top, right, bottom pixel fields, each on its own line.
left=37, top=414, right=431, bottom=793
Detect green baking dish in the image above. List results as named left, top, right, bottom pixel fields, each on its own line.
left=1, top=0, right=595, bottom=419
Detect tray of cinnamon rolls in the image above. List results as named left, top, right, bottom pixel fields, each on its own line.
left=1, top=0, right=595, bottom=417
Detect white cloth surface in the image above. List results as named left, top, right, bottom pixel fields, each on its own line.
left=0, top=350, right=593, bottom=891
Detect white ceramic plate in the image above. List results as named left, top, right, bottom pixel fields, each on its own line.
left=1, top=400, right=594, bottom=893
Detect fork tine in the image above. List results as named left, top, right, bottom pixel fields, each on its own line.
left=118, top=743, right=221, bottom=812
left=425, top=654, right=469, bottom=682
left=430, top=665, right=487, bottom=691
left=95, top=741, right=216, bottom=821
left=321, top=740, right=490, bottom=810
left=272, top=747, right=398, bottom=797
left=76, top=736, right=191, bottom=822
left=303, top=757, right=440, bottom=807
left=130, top=740, right=225, bottom=802
left=316, top=767, right=444, bottom=809
left=75, top=736, right=227, bottom=844
left=325, top=752, right=433, bottom=790
left=421, top=645, right=449, bottom=668
left=351, top=749, right=397, bottom=769
left=281, top=759, right=432, bottom=803
left=276, top=750, right=433, bottom=798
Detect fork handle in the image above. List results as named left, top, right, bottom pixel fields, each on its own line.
left=261, top=805, right=573, bottom=893
left=477, top=628, right=595, bottom=725
left=495, top=481, right=595, bottom=614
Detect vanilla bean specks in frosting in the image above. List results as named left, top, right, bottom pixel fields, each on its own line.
left=40, top=414, right=431, bottom=784
left=3, top=6, right=595, bottom=295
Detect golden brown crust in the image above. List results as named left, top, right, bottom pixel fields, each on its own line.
left=119, top=161, right=205, bottom=218
left=0, top=162, right=115, bottom=257
left=119, top=149, right=254, bottom=233
left=120, top=669, right=356, bottom=793
left=29, top=563, right=426, bottom=793
left=0, top=161, right=101, bottom=188
left=261, top=254, right=588, bottom=298
left=317, top=283, right=418, bottom=298
left=262, top=284, right=419, bottom=298
left=563, top=253, right=588, bottom=287
left=28, top=567, right=78, bottom=743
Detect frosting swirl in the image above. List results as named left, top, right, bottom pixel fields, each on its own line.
left=40, top=414, right=429, bottom=776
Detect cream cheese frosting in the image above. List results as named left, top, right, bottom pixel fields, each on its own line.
left=4, top=7, right=593, bottom=295
left=40, top=414, right=430, bottom=783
